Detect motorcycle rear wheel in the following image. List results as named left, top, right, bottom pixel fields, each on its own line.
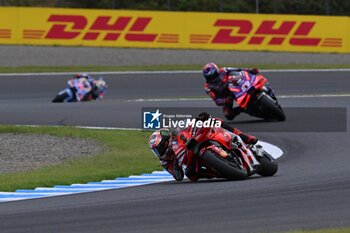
left=258, top=95, right=286, bottom=121
left=202, top=150, right=248, bottom=180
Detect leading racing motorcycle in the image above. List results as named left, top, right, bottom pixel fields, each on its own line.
left=176, top=123, right=278, bottom=180
left=229, top=71, right=286, bottom=121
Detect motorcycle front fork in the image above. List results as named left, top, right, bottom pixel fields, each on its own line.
left=262, top=83, right=277, bottom=101
left=232, top=143, right=261, bottom=175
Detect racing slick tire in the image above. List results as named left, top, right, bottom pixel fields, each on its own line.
left=258, top=95, right=286, bottom=121
left=202, top=150, right=248, bottom=180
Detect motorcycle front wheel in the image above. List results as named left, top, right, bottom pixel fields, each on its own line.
left=256, top=154, right=278, bottom=177
left=202, top=150, right=248, bottom=180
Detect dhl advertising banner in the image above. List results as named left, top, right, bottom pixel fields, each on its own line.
left=0, top=7, right=349, bottom=53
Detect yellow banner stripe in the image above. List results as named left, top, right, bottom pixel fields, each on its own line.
left=0, top=7, right=348, bottom=53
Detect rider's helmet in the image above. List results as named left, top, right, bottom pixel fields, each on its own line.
left=202, top=63, right=220, bottom=83
left=91, top=78, right=107, bottom=98
left=149, top=128, right=171, bottom=159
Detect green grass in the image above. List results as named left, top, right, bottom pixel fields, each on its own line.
left=1, top=126, right=348, bottom=233
left=0, top=63, right=349, bottom=73
left=287, top=228, right=350, bottom=233
left=0, top=125, right=160, bottom=192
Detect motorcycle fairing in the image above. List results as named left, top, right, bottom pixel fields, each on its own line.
left=229, top=71, right=268, bottom=108
left=68, top=78, right=91, bottom=101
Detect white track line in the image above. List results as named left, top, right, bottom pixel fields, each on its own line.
left=126, top=93, right=350, bottom=103
left=0, top=69, right=348, bottom=77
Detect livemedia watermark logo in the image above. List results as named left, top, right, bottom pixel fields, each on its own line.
left=143, top=109, right=162, bottom=129
left=142, top=108, right=221, bottom=130
left=141, top=107, right=346, bottom=132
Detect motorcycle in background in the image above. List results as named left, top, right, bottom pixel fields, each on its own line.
left=52, top=78, right=107, bottom=103
left=229, top=71, right=286, bottom=121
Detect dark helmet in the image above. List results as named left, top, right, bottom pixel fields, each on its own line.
left=149, top=128, right=171, bottom=159
left=202, top=63, right=219, bottom=83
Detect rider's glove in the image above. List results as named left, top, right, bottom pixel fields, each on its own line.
left=159, top=147, right=174, bottom=161
left=232, top=106, right=243, bottom=116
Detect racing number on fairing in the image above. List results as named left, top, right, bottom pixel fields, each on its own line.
left=241, top=80, right=251, bottom=92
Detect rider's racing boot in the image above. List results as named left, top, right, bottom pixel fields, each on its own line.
left=186, top=160, right=216, bottom=182
left=223, top=106, right=241, bottom=120
left=233, top=128, right=258, bottom=145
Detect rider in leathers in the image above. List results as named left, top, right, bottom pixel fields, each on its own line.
left=203, top=63, right=270, bottom=120
left=148, top=112, right=258, bottom=182
left=74, top=73, right=107, bottom=101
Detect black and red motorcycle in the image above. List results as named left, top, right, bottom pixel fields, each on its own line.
left=175, top=123, right=278, bottom=180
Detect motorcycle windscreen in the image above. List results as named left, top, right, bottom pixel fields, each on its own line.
left=229, top=72, right=256, bottom=108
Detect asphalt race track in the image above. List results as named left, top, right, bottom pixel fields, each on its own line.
left=0, top=71, right=349, bottom=233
